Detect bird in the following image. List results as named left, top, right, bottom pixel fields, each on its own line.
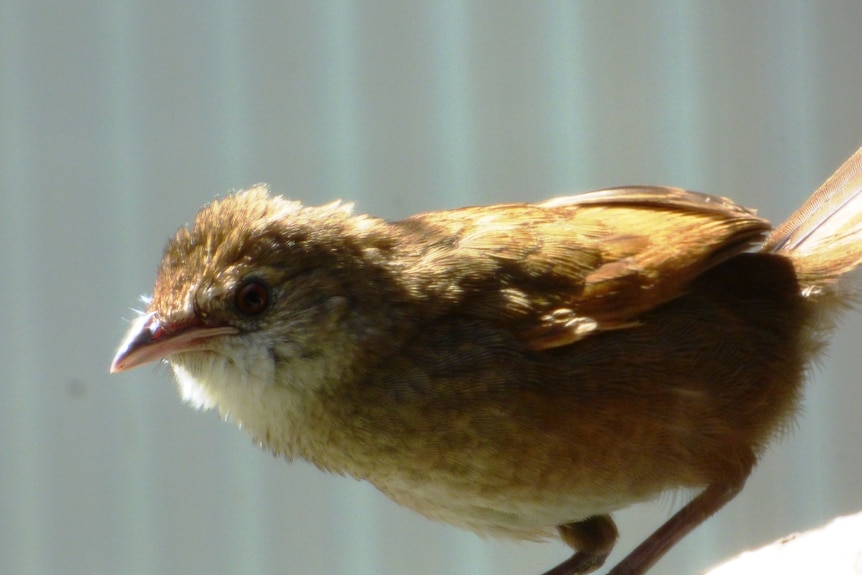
left=112, top=145, right=862, bottom=575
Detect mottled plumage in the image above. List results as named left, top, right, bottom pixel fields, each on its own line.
left=113, top=146, right=862, bottom=575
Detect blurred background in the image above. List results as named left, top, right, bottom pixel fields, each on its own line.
left=2, top=2, right=861, bottom=574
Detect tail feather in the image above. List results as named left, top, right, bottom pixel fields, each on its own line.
left=765, top=145, right=862, bottom=285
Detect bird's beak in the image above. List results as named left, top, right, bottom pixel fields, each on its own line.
left=110, top=312, right=239, bottom=373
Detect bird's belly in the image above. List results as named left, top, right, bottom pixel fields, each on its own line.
left=372, top=471, right=647, bottom=540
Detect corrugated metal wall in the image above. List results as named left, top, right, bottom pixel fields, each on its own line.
left=2, top=3, right=861, bottom=574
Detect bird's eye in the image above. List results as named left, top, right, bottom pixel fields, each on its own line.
left=234, top=279, right=270, bottom=316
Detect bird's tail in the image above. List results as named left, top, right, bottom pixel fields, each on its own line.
left=764, top=145, right=862, bottom=289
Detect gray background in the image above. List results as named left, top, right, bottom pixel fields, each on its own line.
left=2, top=2, right=861, bottom=575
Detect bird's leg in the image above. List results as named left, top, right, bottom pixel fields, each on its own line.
left=605, top=478, right=746, bottom=575
left=545, top=451, right=752, bottom=575
left=542, top=515, right=619, bottom=575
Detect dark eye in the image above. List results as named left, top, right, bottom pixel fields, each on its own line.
left=235, top=279, right=270, bottom=316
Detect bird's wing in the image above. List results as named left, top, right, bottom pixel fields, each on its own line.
left=400, top=186, right=771, bottom=350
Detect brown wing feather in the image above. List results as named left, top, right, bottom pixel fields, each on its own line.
left=397, top=186, right=771, bottom=350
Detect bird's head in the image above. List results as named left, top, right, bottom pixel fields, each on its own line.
left=111, top=186, right=392, bottom=445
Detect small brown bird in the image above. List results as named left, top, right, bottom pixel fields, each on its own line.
left=112, top=146, right=862, bottom=575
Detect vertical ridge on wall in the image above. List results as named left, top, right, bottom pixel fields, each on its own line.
left=0, top=4, right=49, bottom=573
